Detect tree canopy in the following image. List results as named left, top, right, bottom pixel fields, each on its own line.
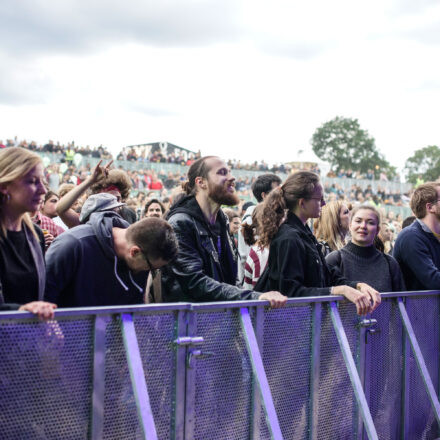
left=404, top=145, right=440, bottom=184
left=311, top=116, right=395, bottom=178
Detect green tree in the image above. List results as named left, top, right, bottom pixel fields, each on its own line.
left=404, top=145, right=440, bottom=184
left=311, top=116, right=395, bottom=178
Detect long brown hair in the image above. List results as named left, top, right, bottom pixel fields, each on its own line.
left=259, top=171, right=320, bottom=247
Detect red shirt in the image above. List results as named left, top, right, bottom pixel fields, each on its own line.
left=32, top=212, right=65, bottom=237
left=150, top=180, right=163, bottom=190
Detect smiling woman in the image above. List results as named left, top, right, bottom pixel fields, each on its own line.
left=326, top=204, right=406, bottom=293
left=0, top=147, right=57, bottom=318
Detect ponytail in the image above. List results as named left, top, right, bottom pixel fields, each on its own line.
left=258, top=188, right=286, bottom=248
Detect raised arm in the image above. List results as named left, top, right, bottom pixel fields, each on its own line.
left=56, top=160, right=113, bottom=227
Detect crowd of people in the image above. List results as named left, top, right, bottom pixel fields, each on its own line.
left=1, top=144, right=439, bottom=322
left=2, top=136, right=396, bottom=183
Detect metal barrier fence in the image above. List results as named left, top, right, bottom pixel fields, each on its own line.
left=0, top=291, right=439, bottom=439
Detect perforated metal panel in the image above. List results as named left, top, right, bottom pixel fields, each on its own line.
left=260, top=304, right=313, bottom=439
left=0, top=294, right=439, bottom=440
left=316, top=302, right=358, bottom=440
left=134, top=312, right=177, bottom=440
left=192, top=309, right=253, bottom=440
left=103, top=316, right=141, bottom=440
left=0, top=317, right=94, bottom=440
left=368, top=298, right=403, bottom=440
left=406, top=296, right=440, bottom=440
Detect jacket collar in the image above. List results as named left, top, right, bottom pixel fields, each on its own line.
left=285, top=212, right=312, bottom=235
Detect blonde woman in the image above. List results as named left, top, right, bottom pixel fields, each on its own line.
left=326, top=205, right=405, bottom=292
left=314, top=200, right=350, bottom=256
left=0, top=147, right=56, bottom=318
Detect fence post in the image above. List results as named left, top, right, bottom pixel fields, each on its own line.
left=120, top=313, right=158, bottom=440
left=184, top=310, right=197, bottom=440
left=240, top=307, right=283, bottom=440
left=397, top=298, right=440, bottom=425
left=173, top=310, right=188, bottom=440
left=90, top=314, right=109, bottom=440
left=400, top=297, right=410, bottom=440
left=309, top=302, right=322, bottom=440
left=329, top=302, right=378, bottom=440
left=250, top=306, right=264, bottom=440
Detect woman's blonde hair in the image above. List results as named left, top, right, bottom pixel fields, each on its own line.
left=314, top=201, right=349, bottom=252
left=0, top=147, right=42, bottom=238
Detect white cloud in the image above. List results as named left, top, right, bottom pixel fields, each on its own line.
left=0, top=0, right=439, bottom=175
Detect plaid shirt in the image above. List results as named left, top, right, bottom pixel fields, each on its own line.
left=32, top=212, right=65, bottom=237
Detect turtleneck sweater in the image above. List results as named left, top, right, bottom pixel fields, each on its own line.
left=326, top=241, right=406, bottom=293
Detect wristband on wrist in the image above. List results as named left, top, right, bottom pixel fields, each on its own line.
left=330, top=286, right=335, bottom=295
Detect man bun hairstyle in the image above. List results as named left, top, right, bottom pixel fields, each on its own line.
left=259, top=171, right=320, bottom=248
left=182, top=156, right=216, bottom=195
left=126, top=217, right=178, bottom=262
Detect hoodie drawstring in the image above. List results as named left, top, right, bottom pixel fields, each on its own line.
left=129, top=272, right=144, bottom=293
left=114, top=256, right=144, bottom=293
left=114, top=256, right=129, bottom=291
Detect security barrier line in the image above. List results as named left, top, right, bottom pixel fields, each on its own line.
left=0, top=293, right=439, bottom=439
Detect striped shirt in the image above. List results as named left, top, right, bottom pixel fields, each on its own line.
left=243, top=246, right=269, bottom=290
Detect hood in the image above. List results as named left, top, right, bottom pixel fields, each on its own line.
left=88, top=211, right=144, bottom=293
left=88, top=211, right=130, bottom=259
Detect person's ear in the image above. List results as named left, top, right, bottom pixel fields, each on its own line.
left=129, top=245, right=141, bottom=258
left=195, top=177, right=207, bottom=190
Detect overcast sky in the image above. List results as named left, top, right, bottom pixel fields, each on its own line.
left=1, top=0, right=439, bottom=172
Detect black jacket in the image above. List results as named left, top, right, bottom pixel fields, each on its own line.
left=255, top=212, right=357, bottom=297
left=161, top=196, right=259, bottom=302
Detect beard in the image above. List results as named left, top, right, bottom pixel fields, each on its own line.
left=208, top=181, right=240, bottom=206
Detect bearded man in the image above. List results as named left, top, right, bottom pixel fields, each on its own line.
left=160, top=156, right=286, bottom=307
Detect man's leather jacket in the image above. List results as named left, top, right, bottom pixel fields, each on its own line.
left=161, top=196, right=259, bottom=302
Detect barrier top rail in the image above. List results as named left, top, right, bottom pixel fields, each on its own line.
left=0, top=290, right=438, bottom=320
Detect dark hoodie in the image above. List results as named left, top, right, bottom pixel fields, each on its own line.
left=161, top=195, right=259, bottom=302
left=45, top=211, right=147, bottom=307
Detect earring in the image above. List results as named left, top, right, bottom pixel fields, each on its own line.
left=2, top=193, right=10, bottom=204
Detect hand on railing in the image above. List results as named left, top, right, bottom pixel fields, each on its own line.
left=258, top=291, right=288, bottom=308
left=19, top=301, right=57, bottom=320
left=331, top=285, right=381, bottom=316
